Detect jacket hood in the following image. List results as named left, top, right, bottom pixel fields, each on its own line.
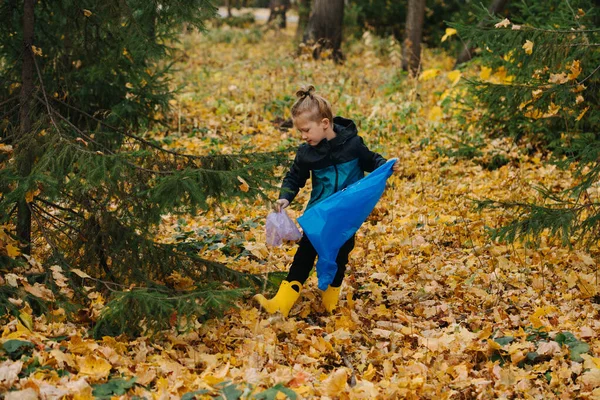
left=331, top=116, right=358, bottom=146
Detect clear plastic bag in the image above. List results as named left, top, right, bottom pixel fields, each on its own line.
left=265, top=209, right=302, bottom=247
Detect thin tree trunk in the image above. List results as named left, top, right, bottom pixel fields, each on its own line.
left=295, top=0, right=311, bottom=41
left=226, top=0, right=232, bottom=18
left=302, top=0, right=344, bottom=63
left=402, top=0, right=426, bottom=75
left=17, top=0, right=35, bottom=255
left=455, top=0, right=509, bottom=66
left=268, top=0, right=289, bottom=29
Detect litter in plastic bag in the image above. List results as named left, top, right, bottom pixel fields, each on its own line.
left=298, top=158, right=397, bottom=290
left=265, top=209, right=302, bottom=247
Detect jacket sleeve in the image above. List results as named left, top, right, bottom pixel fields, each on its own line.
left=279, top=150, right=310, bottom=204
left=357, top=136, right=387, bottom=172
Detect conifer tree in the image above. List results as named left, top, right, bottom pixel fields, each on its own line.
left=450, top=1, right=600, bottom=248
left=0, top=1, right=286, bottom=336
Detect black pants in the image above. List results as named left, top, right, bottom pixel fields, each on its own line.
left=285, top=234, right=355, bottom=288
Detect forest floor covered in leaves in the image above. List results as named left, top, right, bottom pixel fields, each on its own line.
left=3, top=21, right=600, bottom=399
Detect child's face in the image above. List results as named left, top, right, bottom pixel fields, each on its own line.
left=293, top=112, right=332, bottom=146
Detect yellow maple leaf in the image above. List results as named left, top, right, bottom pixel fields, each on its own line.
left=6, top=244, right=20, bottom=258
left=428, top=106, right=443, bottom=122
left=18, top=311, right=33, bottom=331
left=487, top=338, right=503, bottom=351
left=25, top=188, right=40, bottom=203
left=522, top=40, right=534, bottom=55
left=523, top=108, right=543, bottom=119
left=77, top=355, right=112, bottom=380
left=363, top=363, right=377, bottom=381
left=447, top=70, right=461, bottom=85
left=495, top=18, right=511, bottom=28
left=549, top=72, right=569, bottom=84
left=50, top=349, right=77, bottom=369
left=243, top=242, right=268, bottom=258
left=518, top=100, right=532, bottom=110
left=529, top=306, right=556, bottom=329
left=31, top=45, right=42, bottom=56
left=568, top=60, right=582, bottom=81
left=22, top=282, right=55, bottom=301
left=419, top=68, right=440, bottom=81
left=237, top=176, right=250, bottom=192
left=166, top=271, right=194, bottom=291
left=544, top=102, right=560, bottom=117
left=71, top=268, right=91, bottom=279
left=492, top=66, right=508, bottom=82
left=203, top=373, right=225, bottom=386
left=441, top=28, right=457, bottom=42
left=480, top=66, right=492, bottom=80
left=322, top=368, right=348, bottom=397
left=345, top=290, right=355, bottom=309
left=576, top=106, right=590, bottom=122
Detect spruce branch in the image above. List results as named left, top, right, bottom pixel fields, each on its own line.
left=0, top=104, right=22, bottom=123
left=31, top=47, right=63, bottom=138
left=0, top=96, right=19, bottom=108
left=35, top=197, right=84, bottom=219
left=30, top=201, right=82, bottom=235
left=579, top=63, right=600, bottom=84
left=45, top=94, right=291, bottom=165
left=29, top=200, right=64, bottom=259
left=91, top=284, right=243, bottom=338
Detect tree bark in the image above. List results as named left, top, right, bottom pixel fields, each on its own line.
left=17, top=0, right=35, bottom=255
left=455, top=0, right=509, bottom=66
left=268, top=0, right=290, bottom=29
left=302, top=0, right=344, bottom=63
left=295, top=0, right=311, bottom=41
left=402, top=0, right=426, bottom=75
left=226, top=0, right=232, bottom=18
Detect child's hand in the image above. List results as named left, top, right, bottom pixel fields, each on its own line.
left=392, top=159, right=400, bottom=174
left=273, top=199, right=290, bottom=212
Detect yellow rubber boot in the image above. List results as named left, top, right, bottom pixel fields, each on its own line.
left=322, top=285, right=341, bottom=313
left=254, top=280, right=302, bottom=318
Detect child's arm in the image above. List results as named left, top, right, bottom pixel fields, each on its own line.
left=357, top=136, right=387, bottom=172
left=278, top=152, right=310, bottom=208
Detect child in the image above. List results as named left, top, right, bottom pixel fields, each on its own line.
left=254, top=85, right=399, bottom=317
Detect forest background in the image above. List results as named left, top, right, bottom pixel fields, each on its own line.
left=0, top=0, right=599, bottom=398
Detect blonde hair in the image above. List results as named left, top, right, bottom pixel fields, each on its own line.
left=291, top=85, right=333, bottom=123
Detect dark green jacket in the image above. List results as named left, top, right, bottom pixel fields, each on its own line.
left=279, top=116, right=387, bottom=209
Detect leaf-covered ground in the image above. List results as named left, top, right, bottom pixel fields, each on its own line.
left=3, top=19, right=600, bottom=399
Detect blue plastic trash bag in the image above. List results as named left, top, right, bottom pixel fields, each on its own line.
left=298, top=158, right=397, bottom=290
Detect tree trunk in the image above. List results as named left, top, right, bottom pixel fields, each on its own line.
left=401, top=0, right=426, bottom=75
left=295, top=0, right=311, bottom=41
left=268, top=0, right=289, bottom=29
left=302, top=0, right=344, bottom=63
left=17, top=0, right=35, bottom=255
left=226, top=0, right=232, bottom=18
left=455, top=0, right=509, bottom=66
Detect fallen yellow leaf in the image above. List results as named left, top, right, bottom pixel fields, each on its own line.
left=441, top=28, right=457, bottom=42
left=495, top=18, right=511, bottom=28
left=420, top=68, right=440, bottom=81
left=77, top=355, right=112, bottom=381
left=322, top=368, right=348, bottom=397
left=237, top=176, right=250, bottom=192
left=522, top=40, right=534, bottom=55
left=6, top=244, right=20, bottom=258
